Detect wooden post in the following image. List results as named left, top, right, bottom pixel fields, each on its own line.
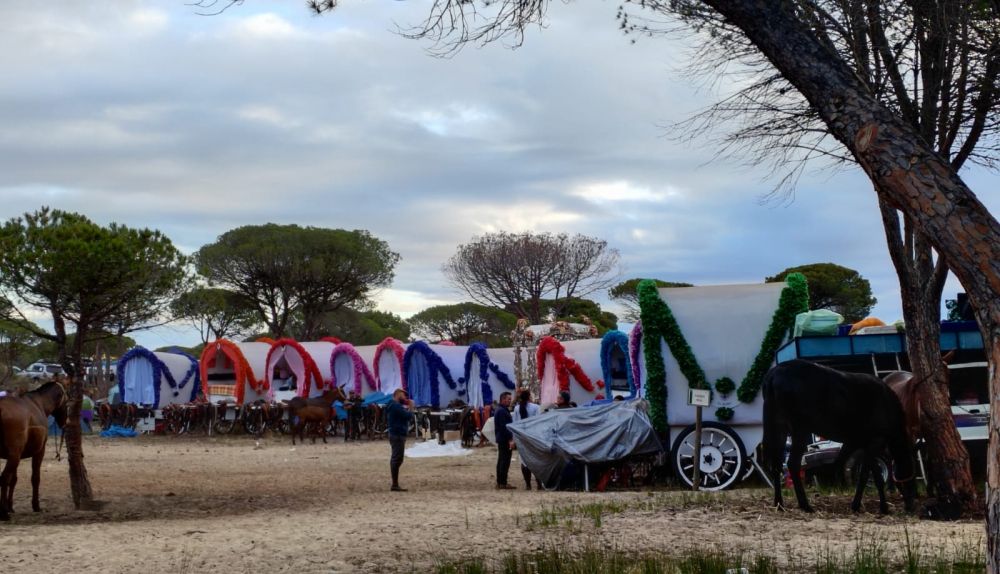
left=692, top=405, right=702, bottom=491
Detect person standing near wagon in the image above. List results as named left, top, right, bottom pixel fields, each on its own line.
left=494, top=391, right=516, bottom=489
left=386, top=388, right=414, bottom=492
left=513, top=389, right=540, bottom=490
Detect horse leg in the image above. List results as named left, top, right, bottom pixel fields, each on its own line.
left=788, top=431, right=813, bottom=513
left=0, top=457, right=20, bottom=520
left=762, top=393, right=787, bottom=511
left=31, top=451, right=43, bottom=512
left=870, top=454, right=889, bottom=515
left=850, top=455, right=870, bottom=513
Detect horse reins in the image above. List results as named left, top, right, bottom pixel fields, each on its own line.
left=53, top=381, right=68, bottom=462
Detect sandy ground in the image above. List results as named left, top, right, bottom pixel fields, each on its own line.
left=0, top=434, right=985, bottom=573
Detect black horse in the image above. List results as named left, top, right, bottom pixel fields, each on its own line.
left=762, top=360, right=916, bottom=514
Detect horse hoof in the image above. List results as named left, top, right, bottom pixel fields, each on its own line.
left=879, top=506, right=890, bottom=515
left=801, top=506, right=815, bottom=514
left=0, top=514, right=9, bottom=521
left=850, top=504, right=861, bottom=513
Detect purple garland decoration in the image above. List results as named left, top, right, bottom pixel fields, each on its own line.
left=330, top=343, right=377, bottom=395
left=629, top=320, right=643, bottom=395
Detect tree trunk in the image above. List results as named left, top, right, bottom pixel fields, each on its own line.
left=59, top=328, right=94, bottom=510
left=879, top=198, right=977, bottom=514
left=700, top=0, right=999, bottom=567
left=903, top=289, right=976, bottom=516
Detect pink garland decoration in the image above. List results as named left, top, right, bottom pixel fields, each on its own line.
left=330, top=343, right=377, bottom=395
left=374, top=337, right=406, bottom=391
left=629, top=320, right=643, bottom=394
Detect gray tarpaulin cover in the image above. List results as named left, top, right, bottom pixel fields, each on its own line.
left=509, top=400, right=664, bottom=485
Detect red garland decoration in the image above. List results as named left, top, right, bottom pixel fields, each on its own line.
left=535, top=336, right=601, bottom=393
left=321, top=336, right=342, bottom=344
left=200, top=339, right=269, bottom=405
left=374, top=337, right=406, bottom=391
left=266, top=338, right=325, bottom=398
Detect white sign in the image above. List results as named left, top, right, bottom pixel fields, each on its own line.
left=688, top=388, right=711, bottom=407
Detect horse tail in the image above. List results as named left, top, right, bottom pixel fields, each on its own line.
left=760, top=367, right=784, bottom=473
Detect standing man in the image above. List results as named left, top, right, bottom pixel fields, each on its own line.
left=387, top=388, right=414, bottom=492
left=494, top=391, right=516, bottom=490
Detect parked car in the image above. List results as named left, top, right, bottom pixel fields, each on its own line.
left=23, top=362, right=65, bottom=381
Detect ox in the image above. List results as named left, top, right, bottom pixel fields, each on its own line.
left=762, top=360, right=916, bottom=514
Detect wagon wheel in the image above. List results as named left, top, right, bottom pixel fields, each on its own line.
left=671, top=422, right=747, bottom=491
left=213, top=407, right=238, bottom=435
left=242, top=407, right=265, bottom=436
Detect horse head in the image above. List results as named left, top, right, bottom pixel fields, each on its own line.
left=35, top=380, right=69, bottom=429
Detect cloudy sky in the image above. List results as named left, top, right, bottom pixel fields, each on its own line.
left=1, top=1, right=995, bottom=349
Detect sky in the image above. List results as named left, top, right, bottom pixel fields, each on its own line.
left=0, top=1, right=995, bottom=350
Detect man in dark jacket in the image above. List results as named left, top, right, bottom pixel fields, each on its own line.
left=494, top=391, right=515, bottom=489
left=386, top=388, right=414, bottom=492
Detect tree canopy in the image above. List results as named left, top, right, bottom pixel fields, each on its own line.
left=609, top=278, right=693, bottom=322
left=409, top=302, right=517, bottom=345
left=170, top=287, right=261, bottom=344
left=311, top=307, right=411, bottom=345
left=0, top=207, right=187, bottom=509
left=765, top=263, right=876, bottom=323
left=195, top=224, right=400, bottom=340
left=443, top=231, right=621, bottom=324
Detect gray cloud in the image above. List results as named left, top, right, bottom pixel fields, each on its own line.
left=0, top=1, right=994, bottom=347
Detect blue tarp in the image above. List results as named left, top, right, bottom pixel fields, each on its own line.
left=362, top=391, right=392, bottom=406
left=100, top=424, right=138, bottom=438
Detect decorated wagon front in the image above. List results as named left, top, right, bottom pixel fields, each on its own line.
left=199, top=339, right=272, bottom=405
left=265, top=339, right=336, bottom=400
left=636, top=275, right=807, bottom=490
left=117, top=347, right=200, bottom=409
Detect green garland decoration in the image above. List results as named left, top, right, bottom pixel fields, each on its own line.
left=714, top=376, right=735, bottom=395
left=735, top=272, right=809, bottom=403
left=715, top=407, right=734, bottom=421
left=637, top=273, right=809, bottom=431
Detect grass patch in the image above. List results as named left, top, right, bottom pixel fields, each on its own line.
left=434, top=529, right=984, bottom=574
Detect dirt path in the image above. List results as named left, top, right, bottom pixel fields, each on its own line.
left=0, top=435, right=983, bottom=573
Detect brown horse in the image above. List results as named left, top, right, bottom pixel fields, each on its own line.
left=286, top=385, right=347, bottom=445
left=0, top=381, right=68, bottom=520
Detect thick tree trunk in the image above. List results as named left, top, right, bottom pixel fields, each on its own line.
left=904, top=298, right=976, bottom=516
left=879, top=199, right=977, bottom=514
left=59, top=330, right=94, bottom=510
left=700, top=0, right=999, bottom=567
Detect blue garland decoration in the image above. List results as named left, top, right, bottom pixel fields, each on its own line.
left=403, top=341, right=459, bottom=408
left=117, top=348, right=201, bottom=407
left=600, top=330, right=635, bottom=398
left=488, top=362, right=515, bottom=389
left=167, top=351, right=200, bottom=402
left=117, top=347, right=165, bottom=408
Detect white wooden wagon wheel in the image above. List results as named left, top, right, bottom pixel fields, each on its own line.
left=670, top=422, right=747, bottom=491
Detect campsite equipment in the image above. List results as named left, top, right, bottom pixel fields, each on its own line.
left=509, top=400, right=662, bottom=490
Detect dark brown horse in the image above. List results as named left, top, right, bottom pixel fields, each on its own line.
left=0, top=381, right=68, bottom=520
left=286, top=385, right=347, bottom=445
